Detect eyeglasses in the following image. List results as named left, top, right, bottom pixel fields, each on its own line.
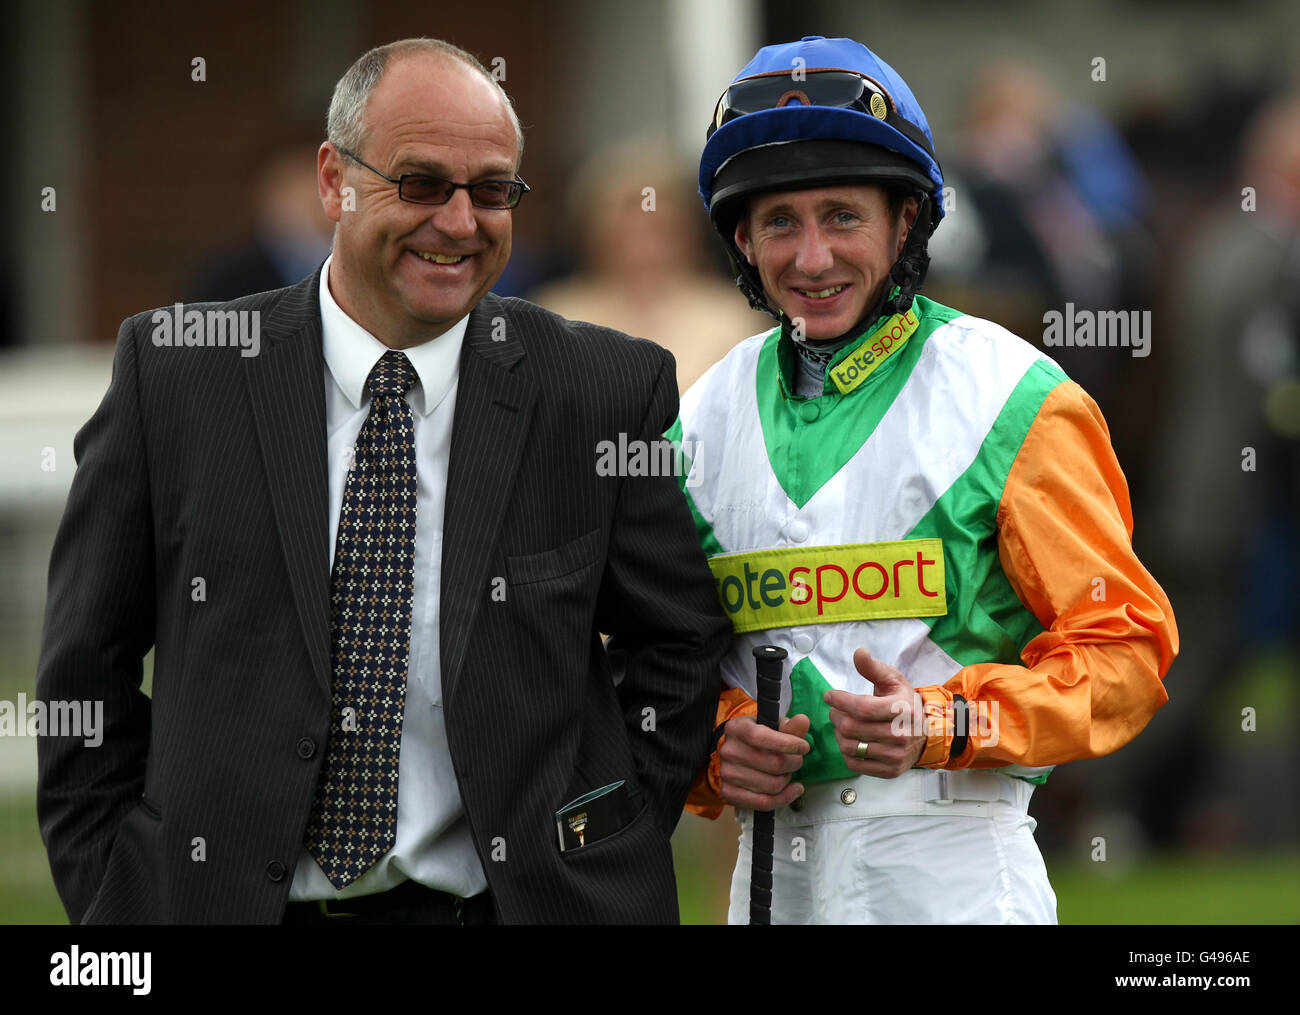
left=338, top=148, right=530, bottom=209
left=708, top=69, right=935, bottom=159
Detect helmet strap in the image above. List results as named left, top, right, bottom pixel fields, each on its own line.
left=883, top=190, right=932, bottom=316
left=726, top=246, right=782, bottom=320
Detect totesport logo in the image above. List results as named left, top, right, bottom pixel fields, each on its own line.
left=707, top=540, right=946, bottom=633
left=829, top=307, right=920, bottom=394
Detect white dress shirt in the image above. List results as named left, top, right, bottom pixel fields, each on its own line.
left=289, top=256, right=489, bottom=900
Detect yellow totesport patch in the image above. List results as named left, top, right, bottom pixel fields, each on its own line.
left=708, top=539, right=946, bottom=633
left=828, top=308, right=920, bottom=394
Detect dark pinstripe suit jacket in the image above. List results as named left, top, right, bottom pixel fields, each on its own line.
left=35, top=271, right=731, bottom=924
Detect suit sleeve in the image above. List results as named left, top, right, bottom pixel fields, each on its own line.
left=36, top=316, right=155, bottom=924
left=596, top=350, right=732, bottom=836
left=914, top=381, right=1178, bottom=770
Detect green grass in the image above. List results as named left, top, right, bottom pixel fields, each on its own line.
left=671, top=812, right=1300, bottom=923
left=0, top=792, right=66, bottom=924
left=5, top=787, right=1294, bottom=925
left=1045, top=853, right=1300, bottom=924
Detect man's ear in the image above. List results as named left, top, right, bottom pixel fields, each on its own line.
left=318, top=142, right=347, bottom=224
left=895, top=195, right=920, bottom=258
left=733, top=217, right=756, bottom=265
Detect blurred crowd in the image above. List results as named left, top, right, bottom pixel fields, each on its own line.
left=527, top=137, right=771, bottom=391
left=921, top=59, right=1300, bottom=856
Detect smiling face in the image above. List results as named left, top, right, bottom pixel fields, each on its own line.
left=734, top=183, right=917, bottom=342
left=318, top=52, right=520, bottom=348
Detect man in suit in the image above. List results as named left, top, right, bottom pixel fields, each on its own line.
left=35, top=37, right=731, bottom=924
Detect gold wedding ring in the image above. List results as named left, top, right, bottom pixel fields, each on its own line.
left=854, top=741, right=870, bottom=760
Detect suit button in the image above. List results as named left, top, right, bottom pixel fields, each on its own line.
left=789, top=795, right=805, bottom=813
left=800, top=401, right=821, bottom=422
left=266, top=860, right=286, bottom=882
left=296, top=738, right=316, bottom=759
left=840, top=788, right=857, bottom=806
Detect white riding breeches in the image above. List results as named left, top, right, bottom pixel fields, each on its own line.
left=728, top=769, right=1058, bottom=924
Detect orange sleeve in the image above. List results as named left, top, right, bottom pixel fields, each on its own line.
left=916, top=381, right=1178, bottom=770
left=684, top=686, right=757, bottom=819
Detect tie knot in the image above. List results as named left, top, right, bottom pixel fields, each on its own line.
left=367, top=350, right=417, bottom=400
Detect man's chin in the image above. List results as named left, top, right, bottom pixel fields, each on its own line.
left=797, top=304, right=894, bottom=346
left=400, top=290, right=482, bottom=328
left=399, top=274, right=502, bottom=322
left=791, top=314, right=860, bottom=345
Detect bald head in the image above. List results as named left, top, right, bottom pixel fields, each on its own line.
left=326, top=38, right=523, bottom=165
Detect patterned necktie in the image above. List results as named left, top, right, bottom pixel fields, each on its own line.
left=306, top=350, right=418, bottom=889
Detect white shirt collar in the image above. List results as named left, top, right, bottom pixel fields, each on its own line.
left=319, top=254, right=467, bottom=417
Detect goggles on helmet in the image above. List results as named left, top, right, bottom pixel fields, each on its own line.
left=707, top=68, right=937, bottom=163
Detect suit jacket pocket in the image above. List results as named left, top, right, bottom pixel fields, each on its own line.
left=506, top=528, right=603, bottom=586
left=557, top=793, right=649, bottom=859
left=82, top=797, right=164, bottom=923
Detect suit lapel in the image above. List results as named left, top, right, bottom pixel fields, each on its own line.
left=243, top=273, right=332, bottom=697
left=441, top=294, right=537, bottom=706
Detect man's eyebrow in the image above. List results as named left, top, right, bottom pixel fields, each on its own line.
left=392, top=156, right=517, bottom=180
left=755, top=199, right=797, bottom=217
left=758, top=195, right=871, bottom=218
